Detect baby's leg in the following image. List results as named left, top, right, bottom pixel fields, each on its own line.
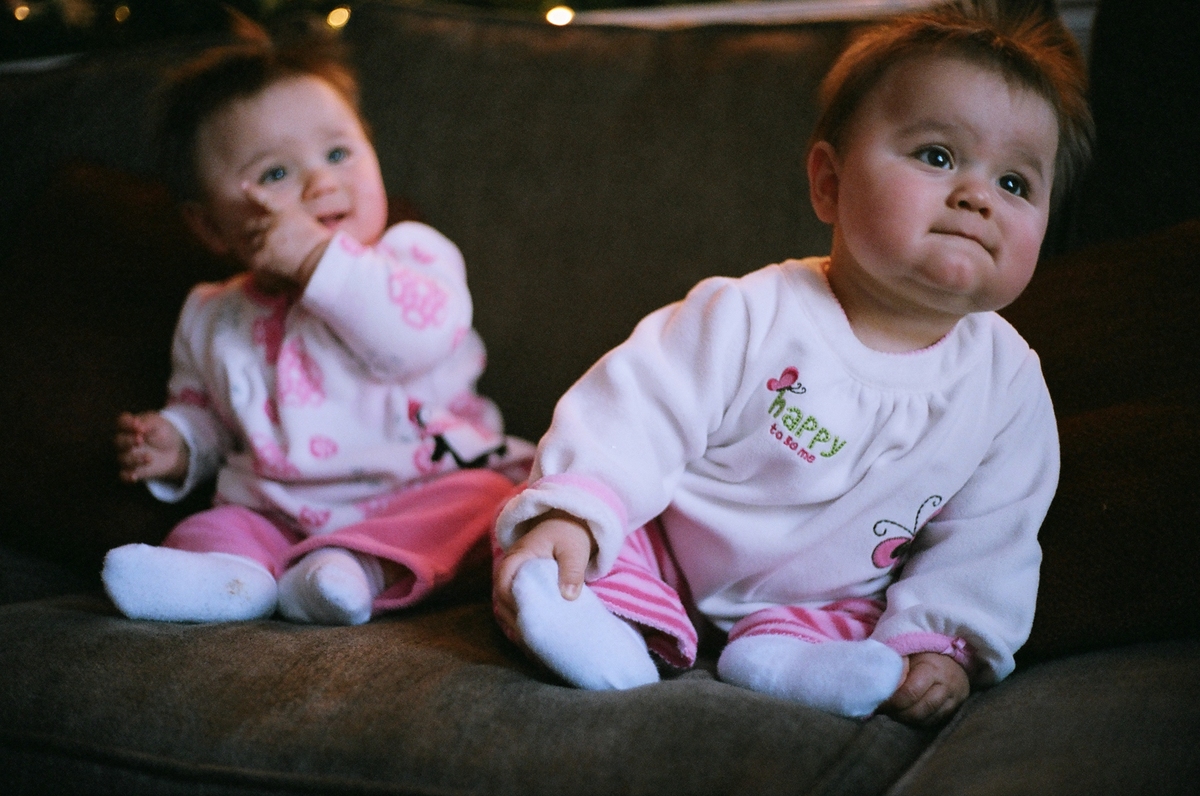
left=717, top=636, right=903, bottom=718
left=277, top=547, right=385, bottom=626
left=511, top=558, right=659, bottom=690
left=717, top=599, right=903, bottom=718
left=102, top=544, right=277, bottom=622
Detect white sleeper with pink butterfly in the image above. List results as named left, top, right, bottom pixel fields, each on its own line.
left=496, top=256, right=1058, bottom=685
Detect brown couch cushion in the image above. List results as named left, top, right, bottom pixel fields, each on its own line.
left=0, top=592, right=931, bottom=795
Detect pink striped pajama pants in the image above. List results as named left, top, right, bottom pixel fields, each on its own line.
left=163, top=468, right=520, bottom=615
left=585, top=521, right=889, bottom=670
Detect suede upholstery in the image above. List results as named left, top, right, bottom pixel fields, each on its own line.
left=1, top=3, right=1197, bottom=794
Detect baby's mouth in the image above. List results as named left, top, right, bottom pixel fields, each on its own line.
left=933, top=228, right=992, bottom=254
left=318, top=212, right=349, bottom=229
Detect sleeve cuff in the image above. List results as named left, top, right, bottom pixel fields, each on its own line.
left=879, top=632, right=979, bottom=678
left=494, top=474, right=629, bottom=578
left=148, top=406, right=222, bottom=503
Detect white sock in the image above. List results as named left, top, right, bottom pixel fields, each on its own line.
left=102, top=543, right=277, bottom=623
left=511, top=558, right=659, bottom=690
left=277, top=547, right=384, bottom=626
left=717, top=636, right=904, bottom=718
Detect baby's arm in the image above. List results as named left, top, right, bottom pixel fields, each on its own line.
left=240, top=183, right=331, bottom=290
left=301, top=221, right=475, bottom=382
left=493, top=511, right=596, bottom=641
left=115, top=411, right=189, bottom=484
left=882, top=652, right=970, bottom=727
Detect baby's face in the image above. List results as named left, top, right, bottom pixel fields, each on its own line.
left=192, top=75, right=388, bottom=260
left=820, top=55, right=1059, bottom=323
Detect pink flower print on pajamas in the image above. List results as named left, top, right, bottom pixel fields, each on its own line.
left=251, top=434, right=303, bottom=480
left=413, top=438, right=447, bottom=476
left=309, top=435, right=339, bottom=459
left=389, top=269, right=448, bottom=330
left=250, top=291, right=290, bottom=365
left=276, top=339, right=325, bottom=408
left=448, top=392, right=490, bottom=424
left=298, top=505, right=333, bottom=531
left=169, top=388, right=210, bottom=409
left=408, top=243, right=437, bottom=265
left=339, top=236, right=367, bottom=256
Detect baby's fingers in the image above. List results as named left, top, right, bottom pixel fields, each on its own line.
left=554, top=542, right=589, bottom=600
left=494, top=547, right=540, bottom=606
left=241, top=181, right=283, bottom=214
left=117, top=449, right=153, bottom=482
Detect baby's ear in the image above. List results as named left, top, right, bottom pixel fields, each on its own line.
left=807, top=141, right=841, bottom=225
left=180, top=201, right=230, bottom=256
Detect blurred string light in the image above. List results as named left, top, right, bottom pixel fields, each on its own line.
left=114, top=5, right=131, bottom=23
left=545, top=5, right=574, bottom=25
left=13, top=5, right=31, bottom=21
left=327, top=5, right=351, bottom=29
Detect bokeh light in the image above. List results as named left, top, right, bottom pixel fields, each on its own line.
left=327, top=6, right=351, bottom=29
left=545, top=6, right=574, bottom=26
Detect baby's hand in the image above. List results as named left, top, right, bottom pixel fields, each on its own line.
left=240, top=183, right=332, bottom=289
left=493, top=510, right=596, bottom=640
left=115, top=411, right=188, bottom=484
left=880, top=651, right=970, bottom=727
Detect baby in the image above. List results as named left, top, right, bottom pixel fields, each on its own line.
left=104, top=40, right=529, bottom=626
left=492, top=4, right=1092, bottom=725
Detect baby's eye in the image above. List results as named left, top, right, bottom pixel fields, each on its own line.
left=914, top=146, right=953, bottom=170
left=327, top=147, right=349, bottom=164
left=258, top=165, right=287, bottom=185
left=999, top=173, right=1030, bottom=199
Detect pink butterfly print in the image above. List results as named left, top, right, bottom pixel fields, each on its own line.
left=871, top=495, right=943, bottom=570
left=767, top=367, right=806, bottom=395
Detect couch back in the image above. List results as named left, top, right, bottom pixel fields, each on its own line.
left=0, top=4, right=853, bottom=573
left=2, top=2, right=1197, bottom=667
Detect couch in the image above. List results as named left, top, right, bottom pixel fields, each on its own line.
left=1, top=2, right=1197, bottom=794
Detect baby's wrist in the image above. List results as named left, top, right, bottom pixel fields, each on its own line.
left=293, top=237, right=331, bottom=289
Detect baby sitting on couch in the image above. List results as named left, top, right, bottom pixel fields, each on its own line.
left=492, top=3, right=1092, bottom=726
left=105, top=37, right=529, bottom=627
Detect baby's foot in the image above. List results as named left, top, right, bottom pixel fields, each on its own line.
left=277, top=547, right=383, bottom=626
left=512, top=558, right=659, bottom=690
left=102, top=544, right=277, bottom=622
left=717, top=636, right=904, bottom=718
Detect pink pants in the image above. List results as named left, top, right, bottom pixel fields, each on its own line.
left=165, top=469, right=520, bottom=615
left=566, top=521, right=974, bottom=672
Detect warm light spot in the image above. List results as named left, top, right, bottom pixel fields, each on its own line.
left=14, top=5, right=31, bottom=21
left=114, top=5, right=131, bottom=23
left=545, top=5, right=575, bottom=25
left=326, top=6, right=351, bottom=29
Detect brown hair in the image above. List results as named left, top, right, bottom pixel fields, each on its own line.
left=157, top=38, right=361, bottom=201
left=810, top=2, right=1093, bottom=208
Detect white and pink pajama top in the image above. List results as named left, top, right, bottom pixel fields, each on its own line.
left=496, top=257, right=1058, bottom=684
left=152, top=221, right=522, bottom=535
